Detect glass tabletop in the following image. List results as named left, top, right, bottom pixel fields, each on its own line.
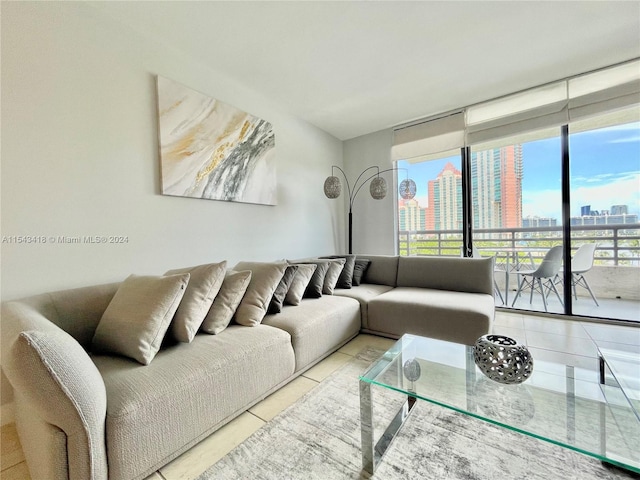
left=360, top=334, right=640, bottom=473
left=598, top=346, right=640, bottom=421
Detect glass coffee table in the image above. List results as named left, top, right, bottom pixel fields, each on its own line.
left=359, top=334, right=640, bottom=475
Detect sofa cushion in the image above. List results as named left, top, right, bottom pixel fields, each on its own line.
left=165, top=261, right=227, bottom=343
left=367, top=287, right=494, bottom=345
left=91, top=274, right=190, bottom=365
left=201, top=270, right=252, bottom=334
left=285, top=263, right=317, bottom=306
left=262, top=295, right=360, bottom=372
left=358, top=255, right=399, bottom=286
left=299, top=261, right=330, bottom=298
left=352, top=259, right=371, bottom=286
left=233, top=262, right=287, bottom=326
left=92, top=324, right=295, bottom=480
left=333, top=284, right=394, bottom=329
left=321, top=255, right=356, bottom=289
left=322, top=258, right=346, bottom=295
left=268, top=265, right=298, bottom=314
left=396, top=256, right=494, bottom=295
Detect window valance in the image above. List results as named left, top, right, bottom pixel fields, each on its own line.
left=392, top=59, right=640, bottom=160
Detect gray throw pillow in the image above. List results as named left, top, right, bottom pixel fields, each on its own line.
left=321, top=255, right=356, bottom=289
left=299, top=260, right=330, bottom=298
left=323, top=258, right=346, bottom=295
left=165, top=261, right=227, bottom=343
left=201, top=270, right=252, bottom=334
left=233, top=261, right=287, bottom=326
left=352, top=259, right=371, bottom=286
left=268, top=265, right=298, bottom=314
left=92, top=273, right=190, bottom=365
left=285, top=263, right=317, bottom=305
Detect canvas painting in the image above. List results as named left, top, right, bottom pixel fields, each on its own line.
left=157, top=76, right=276, bottom=205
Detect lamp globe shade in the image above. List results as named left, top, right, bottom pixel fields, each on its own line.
left=370, top=177, right=387, bottom=200
left=399, top=179, right=417, bottom=200
left=324, top=176, right=342, bottom=198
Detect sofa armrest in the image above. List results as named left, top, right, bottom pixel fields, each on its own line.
left=2, top=302, right=108, bottom=480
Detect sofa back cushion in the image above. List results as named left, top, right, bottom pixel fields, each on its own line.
left=92, top=273, right=190, bottom=365
left=396, top=256, right=493, bottom=295
left=358, top=255, right=399, bottom=286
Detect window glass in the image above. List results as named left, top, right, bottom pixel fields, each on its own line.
left=568, top=107, right=640, bottom=321
left=397, top=153, right=463, bottom=257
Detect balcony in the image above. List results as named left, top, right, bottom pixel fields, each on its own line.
left=398, top=223, right=640, bottom=323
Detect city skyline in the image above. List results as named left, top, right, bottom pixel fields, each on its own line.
left=398, top=120, right=640, bottom=225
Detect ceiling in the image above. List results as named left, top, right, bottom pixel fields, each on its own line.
left=90, top=1, right=640, bottom=141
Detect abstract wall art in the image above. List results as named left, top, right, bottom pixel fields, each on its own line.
left=156, top=76, right=277, bottom=205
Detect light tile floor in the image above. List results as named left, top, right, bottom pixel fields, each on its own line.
left=2, top=311, right=639, bottom=480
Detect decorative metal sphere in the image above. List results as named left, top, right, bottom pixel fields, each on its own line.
left=399, top=179, right=417, bottom=200
left=369, top=177, right=387, bottom=199
left=323, top=176, right=341, bottom=199
left=473, top=334, right=534, bottom=385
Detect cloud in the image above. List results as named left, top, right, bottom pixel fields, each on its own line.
left=523, top=173, right=640, bottom=219
left=609, top=134, right=640, bottom=144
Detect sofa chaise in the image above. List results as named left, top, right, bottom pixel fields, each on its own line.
left=1, top=254, right=494, bottom=480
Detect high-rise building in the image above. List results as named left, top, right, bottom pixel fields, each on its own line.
left=424, top=162, right=462, bottom=231
left=398, top=198, right=426, bottom=231
left=408, top=146, right=523, bottom=232
left=471, top=145, right=522, bottom=229
left=611, top=204, right=629, bottom=215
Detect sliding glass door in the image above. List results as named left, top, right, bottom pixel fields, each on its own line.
left=567, top=107, right=640, bottom=321
left=469, top=129, right=564, bottom=313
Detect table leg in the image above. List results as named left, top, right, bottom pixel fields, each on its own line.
left=360, top=379, right=417, bottom=475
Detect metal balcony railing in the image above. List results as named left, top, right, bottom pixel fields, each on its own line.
left=398, top=223, right=640, bottom=266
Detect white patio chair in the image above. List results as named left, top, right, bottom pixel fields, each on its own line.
left=563, top=243, right=599, bottom=306
left=511, top=245, right=564, bottom=312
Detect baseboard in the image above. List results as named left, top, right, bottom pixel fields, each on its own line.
left=1, top=402, right=15, bottom=426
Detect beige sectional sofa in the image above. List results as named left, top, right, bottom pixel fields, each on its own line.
left=1, top=254, right=494, bottom=480
left=336, top=255, right=496, bottom=345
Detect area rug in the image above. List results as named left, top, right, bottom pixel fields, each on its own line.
left=197, top=348, right=637, bottom=480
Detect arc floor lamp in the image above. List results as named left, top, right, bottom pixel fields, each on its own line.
left=323, top=165, right=417, bottom=254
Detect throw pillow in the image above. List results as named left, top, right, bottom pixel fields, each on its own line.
left=284, top=263, right=317, bottom=305
left=201, top=270, right=252, bottom=334
left=91, top=273, right=190, bottom=365
left=298, top=260, right=330, bottom=298
left=233, top=261, right=287, bottom=326
left=352, top=258, right=372, bottom=286
left=267, top=265, right=299, bottom=314
left=321, top=254, right=356, bottom=289
left=322, top=258, right=346, bottom=295
left=165, top=261, right=227, bottom=343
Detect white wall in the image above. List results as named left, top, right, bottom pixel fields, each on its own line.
left=0, top=2, right=346, bottom=301
left=0, top=2, right=346, bottom=412
left=343, top=128, right=396, bottom=254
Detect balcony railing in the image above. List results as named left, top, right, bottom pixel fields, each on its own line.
left=399, top=223, right=640, bottom=321
left=398, top=223, right=640, bottom=266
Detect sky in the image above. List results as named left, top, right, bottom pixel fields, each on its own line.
left=399, top=121, right=640, bottom=221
